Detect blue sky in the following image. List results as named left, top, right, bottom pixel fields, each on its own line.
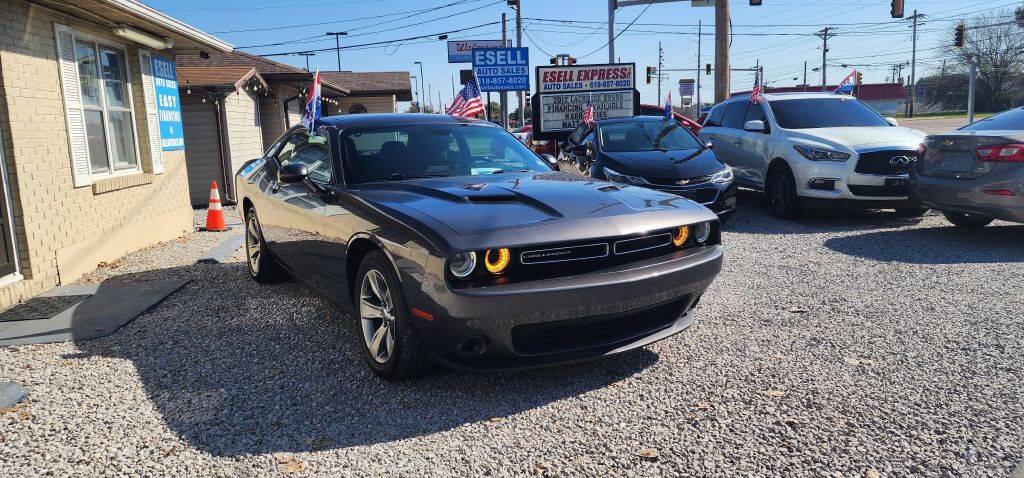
left=145, top=0, right=1022, bottom=108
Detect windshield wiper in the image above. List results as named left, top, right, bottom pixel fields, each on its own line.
left=369, top=172, right=446, bottom=182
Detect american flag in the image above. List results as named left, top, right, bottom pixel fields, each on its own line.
left=583, top=96, right=595, bottom=126
left=750, top=71, right=762, bottom=104
left=446, top=79, right=485, bottom=118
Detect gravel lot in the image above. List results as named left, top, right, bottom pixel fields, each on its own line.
left=1, top=197, right=1022, bottom=477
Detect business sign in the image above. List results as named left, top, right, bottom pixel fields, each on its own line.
left=472, top=47, right=529, bottom=92
left=678, top=79, right=695, bottom=97
left=538, top=90, right=634, bottom=133
left=447, top=39, right=511, bottom=63
left=150, top=55, right=183, bottom=150
left=536, top=63, right=635, bottom=94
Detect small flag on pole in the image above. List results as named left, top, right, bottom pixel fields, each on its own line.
left=750, top=71, right=762, bottom=104
left=583, top=95, right=595, bottom=126
left=835, top=70, right=857, bottom=94
left=302, top=68, right=322, bottom=131
left=446, top=78, right=485, bottom=118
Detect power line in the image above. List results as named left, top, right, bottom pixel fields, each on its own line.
left=255, top=21, right=501, bottom=57
left=210, top=0, right=490, bottom=34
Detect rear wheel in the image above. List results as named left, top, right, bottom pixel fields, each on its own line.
left=943, top=211, right=993, bottom=228
left=767, top=165, right=800, bottom=219
left=245, top=209, right=284, bottom=283
left=355, top=251, right=432, bottom=380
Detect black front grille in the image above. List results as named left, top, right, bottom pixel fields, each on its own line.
left=653, top=186, right=718, bottom=204
left=510, top=297, right=689, bottom=355
left=854, top=150, right=918, bottom=175
left=648, top=174, right=712, bottom=186
left=848, top=184, right=908, bottom=197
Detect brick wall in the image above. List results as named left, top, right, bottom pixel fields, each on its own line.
left=0, top=0, right=193, bottom=307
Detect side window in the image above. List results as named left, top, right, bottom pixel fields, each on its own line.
left=570, top=124, right=589, bottom=144
left=276, top=132, right=332, bottom=183
left=743, top=103, right=768, bottom=129
left=582, top=130, right=595, bottom=146
left=706, top=105, right=726, bottom=127
left=721, top=102, right=750, bottom=129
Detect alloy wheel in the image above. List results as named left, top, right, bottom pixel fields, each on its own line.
left=246, top=215, right=261, bottom=275
left=359, top=269, right=396, bottom=364
left=772, top=173, right=790, bottom=214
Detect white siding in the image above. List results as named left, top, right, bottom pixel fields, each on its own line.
left=222, top=89, right=264, bottom=181
left=338, top=95, right=396, bottom=114
left=180, top=95, right=222, bottom=206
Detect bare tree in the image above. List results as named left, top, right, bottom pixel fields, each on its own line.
left=949, top=8, right=1024, bottom=111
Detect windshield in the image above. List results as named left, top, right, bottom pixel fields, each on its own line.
left=599, top=120, right=702, bottom=152
left=960, top=107, right=1024, bottom=131
left=342, top=124, right=551, bottom=183
left=769, top=97, right=890, bottom=129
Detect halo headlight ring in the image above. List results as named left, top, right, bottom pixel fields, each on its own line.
left=449, top=251, right=477, bottom=278
left=672, top=226, right=690, bottom=247
left=484, top=248, right=511, bottom=274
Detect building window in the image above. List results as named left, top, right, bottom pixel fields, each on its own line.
left=349, top=104, right=368, bottom=114
left=73, top=40, right=138, bottom=174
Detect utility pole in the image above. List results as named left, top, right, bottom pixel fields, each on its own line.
left=696, top=19, right=701, bottom=114
left=439, top=91, right=443, bottom=114
left=326, top=32, right=347, bottom=70
left=414, top=61, right=425, bottom=113
left=803, top=60, right=807, bottom=89
left=714, top=0, right=730, bottom=102
left=608, top=0, right=616, bottom=63
left=296, top=52, right=315, bottom=72
left=967, top=58, right=976, bottom=124
left=657, top=41, right=664, bottom=102
left=451, top=74, right=456, bottom=98
left=814, top=27, right=835, bottom=91
left=427, top=83, right=432, bottom=112
left=500, top=12, right=508, bottom=129
left=513, top=0, right=524, bottom=127
left=908, top=10, right=925, bottom=117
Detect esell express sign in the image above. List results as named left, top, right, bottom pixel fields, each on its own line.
left=538, top=64, right=634, bottom=93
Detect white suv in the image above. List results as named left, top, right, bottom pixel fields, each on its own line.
left=698, top=92, right=928, bottom=218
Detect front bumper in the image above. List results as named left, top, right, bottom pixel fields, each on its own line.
left=647, top=181, right=737, bottom=220
left=793, top=159, right=913, bottom=202
left=408, top=245, right=723, bottom=370
left=910, top=173, right=1024, bottom=223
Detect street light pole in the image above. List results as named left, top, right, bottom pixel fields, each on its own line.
left=414, top=61, right=425, bottom=113
left=513, top=0, right=525, bottom=126
left=326, top=32, right=347, bottom=70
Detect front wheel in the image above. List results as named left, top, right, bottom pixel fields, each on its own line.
left=943, top=211, right=993, bottom=228
left=245, top=209, right=284, bottom=283
left=355, top=251, right=432, bottom=380
left=767, top=165, right=801, bottom=219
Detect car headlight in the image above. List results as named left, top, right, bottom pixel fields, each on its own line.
left=693, top=221, right=712, bottom=244
left=603, top=167, right=647, bottom=185
left=449, top=251, right=477, bottom=278
left=710, top=166, right=734, bottom=184
left=793, top=144, right=851, bottom=162
left=484, top=248, right=511, bottom=275
left=672, top=226, right=690, bottom=247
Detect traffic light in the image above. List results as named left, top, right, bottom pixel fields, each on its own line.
left=705, top=63, right=711, bottom=75
left=855, top=71, right=863, bottom=85
left=550, top=57, right=558, bottom=65
left=749, top=0, right=762, bottom=5
left=890, top=0, right=904, bottom=18
left=954, top=23, right=966, bottom=48
left=646, top=66, right=654, bottom=84
left=567, top=57, right=576, bottom=65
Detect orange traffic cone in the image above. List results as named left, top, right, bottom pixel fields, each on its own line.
left=202, top=181, right=229, bottom=232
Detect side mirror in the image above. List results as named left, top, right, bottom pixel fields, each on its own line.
left=743, top=120, right=766, bottom=133
left=704, top=142, right=714, bottom=150
left=885, top=117, right=899, bottom=127
left=540, top=153, right=558, bottom=166
left=279, top=162, right=309, bottom=183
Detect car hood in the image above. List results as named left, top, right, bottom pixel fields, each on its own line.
left=600, top=149, right=726, bottom=179
left=788, top=126, right=926, bottom=149
left=353, top=171, right=715, bottom=241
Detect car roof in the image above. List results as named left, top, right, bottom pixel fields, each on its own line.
left=320, top=113, right=495, bottom=129
left=727, top=91, right=857, bottom=103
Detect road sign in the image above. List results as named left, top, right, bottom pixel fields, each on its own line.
left=678, top=79, right=695, bottom=97
left=472, top=47, right=529, bottom=92
left=447, top=40, right=511, bottom=63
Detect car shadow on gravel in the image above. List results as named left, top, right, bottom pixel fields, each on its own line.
left=823, top=224, right=1024, bottom=264
left=67, top=263, right=658, bottom=457
left=724, top=189, right=929, bottom=235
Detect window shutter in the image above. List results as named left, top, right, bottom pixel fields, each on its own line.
left=53, top=24, right=91, bottom=187
left=137, top=50, right=165, bottom=174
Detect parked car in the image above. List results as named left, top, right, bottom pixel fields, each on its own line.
left=236, top=114, right=723, bottom=379
left=699, top=92, right=928, bottom=218
left=557, top=116, right=736, bottom=221
left=910, top=106, right=1024, bottom=228
left=639, top=104, right=702, bottom=135
left=513, top=124, right=558, bottom=157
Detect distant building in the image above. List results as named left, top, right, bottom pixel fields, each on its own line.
left=732, top=83, right=907, bottom=115
left=319, top=71, right=414, bottom=114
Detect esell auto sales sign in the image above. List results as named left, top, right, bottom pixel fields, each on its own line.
left=538, top=64, right=635, bottom=92
left=533, top=63, right=638, bottom=134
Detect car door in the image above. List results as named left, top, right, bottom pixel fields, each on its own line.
left=714, top=101, right=752, bottom=181
left=735, top=101, right=772, bottom=186
left=698, top=103, right=727, bottom=144
left=259, top=129, right=333, bottom=280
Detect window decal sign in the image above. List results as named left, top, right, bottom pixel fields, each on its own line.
left=150, top=55, right=184, bottom=151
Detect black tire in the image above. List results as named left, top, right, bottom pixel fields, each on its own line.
left=766, top=164, right=801, bottom=219
left=894, top=207, right=929, bottom=217
left=244, top=208, right=285, bottom=283
left=943, top=211, right=993, bottom=228
left=354, top=250, right=432, bottom=380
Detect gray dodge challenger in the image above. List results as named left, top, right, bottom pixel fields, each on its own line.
left=235, top=114, right=723, bottom=379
